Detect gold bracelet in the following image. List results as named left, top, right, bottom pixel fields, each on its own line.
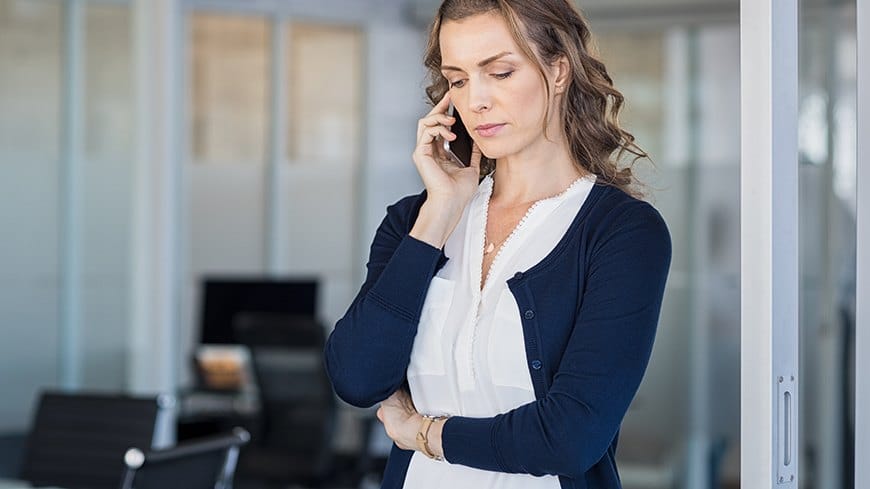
left=416, top=414, right=447, bottom=461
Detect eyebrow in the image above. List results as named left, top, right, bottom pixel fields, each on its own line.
left=440, top=51, right=513, bottom=72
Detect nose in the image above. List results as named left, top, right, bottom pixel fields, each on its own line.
left=467, top=78, right=492, bottom=113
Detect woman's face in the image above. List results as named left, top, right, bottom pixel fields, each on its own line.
left=439, top=11, right=561, bottom=161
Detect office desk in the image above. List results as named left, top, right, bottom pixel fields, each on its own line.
left=176, top=389, right=259, bottom=441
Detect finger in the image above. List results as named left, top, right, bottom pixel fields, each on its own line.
left=419, top=126, right=455, bottom=146
left=419, top=113, right=456, bottom=129
left=425, top=91, right=452, bottom=117
left=416, top=114, right=456, bottom=142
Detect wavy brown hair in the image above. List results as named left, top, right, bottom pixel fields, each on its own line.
left=423, top=0, right=649, bottom=197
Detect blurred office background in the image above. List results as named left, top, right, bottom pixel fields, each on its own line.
left=0, top=0, right=858, bottom=488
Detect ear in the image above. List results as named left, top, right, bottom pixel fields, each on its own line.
left=552, top=55, right=571, bottom=94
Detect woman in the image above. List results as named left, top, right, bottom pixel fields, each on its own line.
left=325, top=1, right=671, bottom=488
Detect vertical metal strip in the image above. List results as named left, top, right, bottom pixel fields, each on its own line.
left=129, top=0, right=180, bottom=398
left=684, top=25, right=712, bottom=489
left=770, top=1, right=800, bottom=484
left=855, top=0, right=869, bottom=486
left=130, top=0, right=151, bottom=395
left=168, top=0, right=185, bottom=404
left=157, top=0, right=181, bottom=396
left=741, top=0, right=800, bottom=487
left=266, top=17, right=287, bottom=274
left=355, top=28, right=372, bottom=290
left=60, top=0, right=85, bottom=389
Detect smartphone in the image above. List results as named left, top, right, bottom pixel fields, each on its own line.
left=441, top=102, right=474, bottom=167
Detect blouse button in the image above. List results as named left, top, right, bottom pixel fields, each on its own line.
left=523, top=309, right=535, bottom=320
left=531, top=360, right=543, bottom=370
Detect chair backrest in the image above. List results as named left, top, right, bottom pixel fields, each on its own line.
left=232, top=312, right=324, bottom=349
left=118, top=428, right=249, bottom=489
left=232, top=313, right=336, bottom=466
left=20, top=391, right=170, bottom=489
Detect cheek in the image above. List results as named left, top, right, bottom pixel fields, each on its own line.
left=509, top=77, right=549, bottom=125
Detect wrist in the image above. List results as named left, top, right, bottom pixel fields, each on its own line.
left=416, top=414, right=447, bottom=461
left=428, top=416, right=446, bottom=460
left=409, top=199, right=463, bottom=249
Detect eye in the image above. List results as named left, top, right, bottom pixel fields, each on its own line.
left=493, top=71, right=514, bottom=80
left=449, top=79, right=466, bottom=89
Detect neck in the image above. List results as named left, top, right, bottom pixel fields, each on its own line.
left=490, top=138, right=587, bottom=208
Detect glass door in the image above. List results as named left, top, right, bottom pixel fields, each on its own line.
left=181, top=5, right=364, bottom=387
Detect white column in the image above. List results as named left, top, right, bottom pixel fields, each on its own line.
left=740, top=0, right=800, bottom=487
left=855, top=0, right=869, bottom=486
left=59, top=0, right=85, bottom=389
left=129, top=0, right=182, bottom=400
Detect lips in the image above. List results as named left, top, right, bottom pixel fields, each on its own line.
left=475, top=123, right=505, bottom=137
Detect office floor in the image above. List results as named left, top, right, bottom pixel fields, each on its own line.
left=232, top=452, right=385, bottom=489
left=233, top=478, right=370, bottom=489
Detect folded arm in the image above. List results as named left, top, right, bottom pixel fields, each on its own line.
left=439, top=203, right=672, bottom=479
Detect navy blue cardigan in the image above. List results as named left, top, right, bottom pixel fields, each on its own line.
left=325, top=182, right=672, bottom=489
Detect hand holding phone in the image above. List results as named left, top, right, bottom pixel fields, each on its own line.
left=408, top=94, right=481, bottom=248
left=437, top=101, right=474, bottom=168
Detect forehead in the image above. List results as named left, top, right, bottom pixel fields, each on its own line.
left=439, top=11, right=523, bottom=67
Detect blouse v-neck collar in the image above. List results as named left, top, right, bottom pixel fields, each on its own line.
left=469, top=172, right=596, bottom=295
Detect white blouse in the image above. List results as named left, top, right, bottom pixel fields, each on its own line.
left=402, top=172, right=597, bottom=489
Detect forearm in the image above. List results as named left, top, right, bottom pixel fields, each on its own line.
left=326, top=233, right=449, bottom=407
left=324, top=302, right=416, bottom=408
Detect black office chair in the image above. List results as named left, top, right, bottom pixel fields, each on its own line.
left=0, top=432, right=26, bottom=478
left=232, top=312, right=337, bottom=487
left=119, top=428, right=250, bottom=489
left=20, top=390, right=172, bottom=489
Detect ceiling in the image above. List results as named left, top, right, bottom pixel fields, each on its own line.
left=405, top=0, right=847, bottom=27
left=404, top=0, right=739, bottom=27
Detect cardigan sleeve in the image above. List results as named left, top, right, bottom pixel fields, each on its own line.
left=324, top=193, right=449, bottom=408
left=440, top=202, right=672, bottom=480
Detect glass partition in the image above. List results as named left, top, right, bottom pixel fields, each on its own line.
left=287, top=23, right=363, bottom=164
left=798, top=3, right=857, bottom=488
left=0, top=0, right=63, bottom=432
left=596, top=20, right=742, bottom=489
left=0, top=0, right=136, bottom=431
left=80, top=1, right=133, bottom=390
left=190, top=13, right=270, bottom=166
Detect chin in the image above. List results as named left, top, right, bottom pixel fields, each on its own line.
left=475, top=142, right=511, bottom=161
left=479, top=147, right=514, bottom=162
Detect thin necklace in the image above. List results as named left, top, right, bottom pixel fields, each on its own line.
left=482, top=173, right=587, bottom=255
left=484, top=228, right=516, bottom=255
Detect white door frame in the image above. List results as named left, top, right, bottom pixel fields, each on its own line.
left=740, top=0, right=800, bottom=487
left=855, top=0, right=869, bottom=486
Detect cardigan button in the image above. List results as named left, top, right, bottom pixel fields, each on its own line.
left=523, top=309, right=535, bottom=320
left=513, top=272, right=524, bottom=280
left=531, top=360, right=543, bottom=370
